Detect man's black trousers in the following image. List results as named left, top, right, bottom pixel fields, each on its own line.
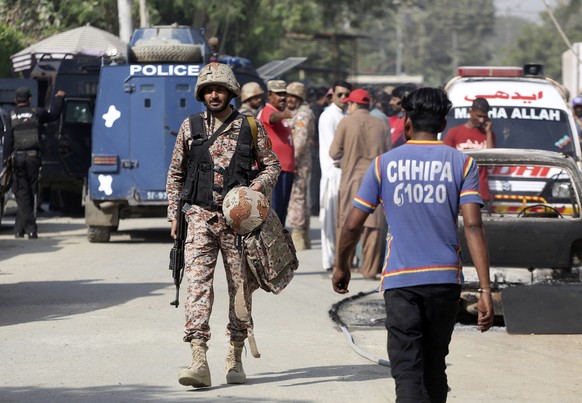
left=384, top=284, right=461, bottom=403
left=12, top=150, right=40, bottom=235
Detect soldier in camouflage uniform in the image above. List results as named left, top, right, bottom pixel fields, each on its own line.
left=285, top=82, right=315, bottom=250
left=238, top=81, right=264, bottom=117
left=166, top=63, right=280, bottom=388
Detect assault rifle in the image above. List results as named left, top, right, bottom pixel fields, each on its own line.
left=169, top=200, right=188, bottom=308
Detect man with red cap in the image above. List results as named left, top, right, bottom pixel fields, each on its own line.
left=329, top=88, right=389, bottom=279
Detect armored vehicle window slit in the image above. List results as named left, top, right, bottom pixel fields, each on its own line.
left=144, top=99, right=151, bottom=108
left=64, top=101, right=93, bottom=124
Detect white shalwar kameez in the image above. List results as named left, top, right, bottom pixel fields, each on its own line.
left=318, top=103, right=345, bottom=270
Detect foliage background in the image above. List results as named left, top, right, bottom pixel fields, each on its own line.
left=0, top=0, right=581, bottom=88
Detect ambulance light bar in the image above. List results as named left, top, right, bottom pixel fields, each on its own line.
left=457, top=66, right=523, bottom=78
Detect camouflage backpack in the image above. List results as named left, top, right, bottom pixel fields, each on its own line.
left=242, top=209, right=298, bottom=294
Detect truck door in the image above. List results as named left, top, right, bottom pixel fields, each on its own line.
left=164, top=77, right=201, bottom=168
left=59, top=97, right=94, bottom=177
left=128, top=77, right=168, bottom=196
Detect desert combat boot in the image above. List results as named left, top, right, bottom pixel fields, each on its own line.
left=225, top=340, right=246, bottom=384
left=291, top=229, right=310, bottom=251
left=178, top=339, right=211, bottom=388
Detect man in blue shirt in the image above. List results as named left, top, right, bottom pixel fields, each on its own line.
left=332, top=88, right=493, bottom=402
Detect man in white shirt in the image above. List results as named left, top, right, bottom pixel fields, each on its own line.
left=318, top=80, right=351, bottom=271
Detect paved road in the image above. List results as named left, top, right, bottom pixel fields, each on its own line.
left=1, top=213, right=581, bottom=402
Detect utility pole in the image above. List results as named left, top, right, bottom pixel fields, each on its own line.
left=117, top=0, right=132, bottom=43
left=139, top=0, right=150, bottom=28
left=395, top=7, right=403, bottom=75
left=451, top=30, right=459, bottom=77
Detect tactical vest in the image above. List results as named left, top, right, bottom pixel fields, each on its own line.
left=181, top=114, right=258, bottom=210
left=10, top=107, right=40, bottom=150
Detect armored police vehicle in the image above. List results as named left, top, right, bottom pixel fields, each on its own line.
left=85, top=25, right=210, bottom=242
left=1, top=57, right=101, bottom=214
left=29, top=56, right=101, bottom=213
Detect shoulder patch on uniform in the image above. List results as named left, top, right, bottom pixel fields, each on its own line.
left=264, top=137, right=273, bottom=149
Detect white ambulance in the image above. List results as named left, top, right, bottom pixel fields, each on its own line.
left=443, top=66, right=582, bottom=309
left=442, top=64, right=582, bottom=165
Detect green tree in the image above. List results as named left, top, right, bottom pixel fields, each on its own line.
left=147, top=0, right=400, bottom=82
left=0, top=23, right=24, bottom=77
left=0, top=0, right=507, bottom=86
left=53, top=0, right=120, bottom=33
left=502, top=0, right=582, bottom=81
left=489, top=15, right=529, bottom=65
left=0, top=0, right=62, bottom=42
left=398, top=0, right=495, bottom=86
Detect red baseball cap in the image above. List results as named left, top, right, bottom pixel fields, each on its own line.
left=342, top=88, right=370, bottom=105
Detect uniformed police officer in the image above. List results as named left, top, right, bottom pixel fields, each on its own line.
left=166, top=63, right=280, bottom=388
left=3, top=87, right=65, bottom=239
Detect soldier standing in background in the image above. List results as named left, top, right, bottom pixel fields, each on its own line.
left=286, top=82, right=316, bottom=250
left=238, top=81, right=264, bottom=117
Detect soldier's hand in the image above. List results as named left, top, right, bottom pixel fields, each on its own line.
left=170, top=219, right=177, bottom=239
left=55, top=90, right=66, bottom=97
left=250, top=181, right=263, bottom=193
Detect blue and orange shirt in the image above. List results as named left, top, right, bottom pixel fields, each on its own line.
left=353, top=140, right=483, bottom=291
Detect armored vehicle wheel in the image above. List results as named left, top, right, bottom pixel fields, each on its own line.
left=131, top=43, right=202, bottom=63
left=88, top=225, right=111, bottom=243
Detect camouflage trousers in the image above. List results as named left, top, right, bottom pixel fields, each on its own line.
left=183, top=204, right=258, bottom=343
left=287, top=158, right=311, bottom=231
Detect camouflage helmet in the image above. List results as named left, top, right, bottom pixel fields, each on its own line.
left=286, top=82, right=305, bottom=101
left=222, top=186, right=270, bottom=235
left=195, top=62, right=241, bottom=102
left=241, top=82, right=265, bottom=103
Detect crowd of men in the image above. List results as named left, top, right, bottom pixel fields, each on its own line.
left=231, top=74, right=494, bottom=401
left=240, top=78, right=419, bottom=281
left=2, top=65, right=495, bottom=400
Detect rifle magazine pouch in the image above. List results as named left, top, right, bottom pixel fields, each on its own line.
left=243, top=209, right=299, bottom=294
